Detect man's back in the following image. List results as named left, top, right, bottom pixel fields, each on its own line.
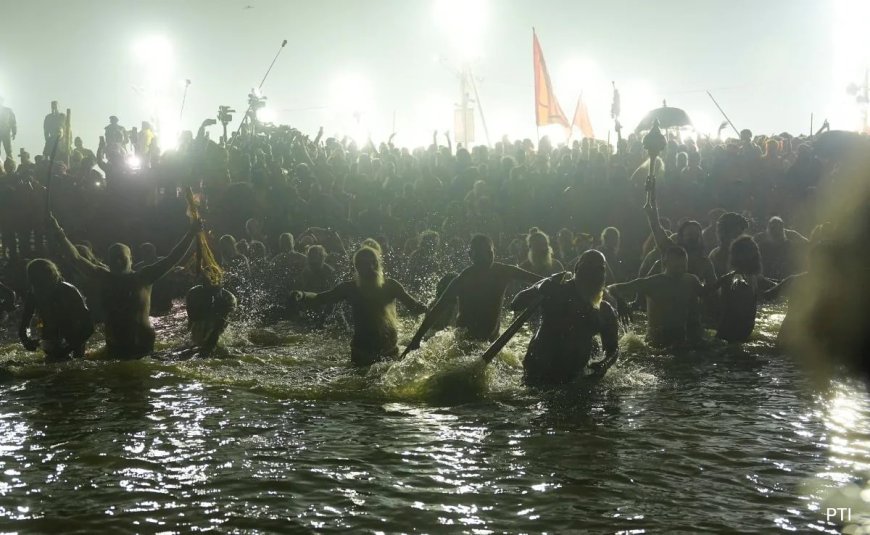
left=640, top=272, right=702, bottom=346
left=454, top=263, right=514, bottom=341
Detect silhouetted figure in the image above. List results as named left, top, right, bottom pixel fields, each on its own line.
left=0, top=97, right=16, bottom=160
left=185, top=279, right=236, bottom=357
left=43, top=101, right=65, bottom=156
left=293, top=246, right=426, bottom=365
left=608, top=246, right=703, bottom=347
left=48, top=215, right=199, bottom=359
left=512, top=250, right=619, bottom=387
left=18, top=259, right=93, bottom=362
left=403, top=234, right=541, bottom=356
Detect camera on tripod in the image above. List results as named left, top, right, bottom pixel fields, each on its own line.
left=217, top=105, right=236, bottom=125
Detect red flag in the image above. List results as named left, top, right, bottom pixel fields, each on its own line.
left=533, top=29, right=570, bottom=130
left=571, top=93, right=595, bottom=139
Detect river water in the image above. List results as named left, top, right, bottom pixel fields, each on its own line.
left=0, top=305, right=867, bottom=533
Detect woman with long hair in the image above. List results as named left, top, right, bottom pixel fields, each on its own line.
left=293, top=246, right=427, bottom=365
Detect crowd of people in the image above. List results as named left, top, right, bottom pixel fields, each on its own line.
left=0, top=98, right=854, bottom=387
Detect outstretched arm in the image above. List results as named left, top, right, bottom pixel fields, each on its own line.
left=140, top=220, right=200, bottom=284
left=505, top=263, right=545, bottom=285
left=643, top=177, right=672, bottom=254
left=400, top=276, right=461, bottom=358
left=763, top=273, right=802, bottom=301
left=390, top=280, right=428, bottom=315
left=510, top=283, right=542, bottom=311
left=47, top=215, right=105, bottom=279
left=607, top=276, right=651, bottom=298
left=294, top=281, right=353, bottom=308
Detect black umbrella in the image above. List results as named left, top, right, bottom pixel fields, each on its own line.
left=635, top=102, right=693, bottom=133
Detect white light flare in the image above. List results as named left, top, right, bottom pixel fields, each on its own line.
left=433, top=0, right=487, bottom=62
left=830, top=0, right=870, bottom=131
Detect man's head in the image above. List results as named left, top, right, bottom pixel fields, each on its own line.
left=109, top=115, right=119, bottom=125
left=716, top=212, right=748, bottom=246
left=573, top=249, right=606, bottom=305
left=353, top=246, right=383, bottom=285
left=219, top=235, right=238, bottom=259
left=278, top=232, right=295, bottom=253
left=469, top=234, right=495, bottom=268
left=663, top=245, right=688, bottom=275
left=107, top=243, right=133, bottom=273
left=740, top=129, right=752, bottom=143
left=74, top=137, right=83, bottom=149
left=249, top=240, right=266, bottom=260
left=729, top=235, right=762, bottom=276
left=27, top=258, right=62, bottom=295
left=526, top=228, right=551, bottom=258
left=50, top=101, right=58, bottom=113
left=307, top=245, right=326, bottom=268
left=676, top=220, right=704, bottom=253
left=767, top=216, right=785, bottom=241
left=601, top=227, right=621, bottom=251
left=138, top=242, right=157, bottom=264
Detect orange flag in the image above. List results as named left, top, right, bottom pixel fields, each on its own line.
left=571, top=93, right=595, bottom=139
left=533, top=29, right=570, bottom=130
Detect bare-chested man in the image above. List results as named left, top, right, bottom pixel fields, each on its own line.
left=18, top=259, right=94, bottom=362
left=401, top=234, right=541, bottom=357
left=292, top=246, right=427, bottom=365
left=608, top=246, right=703, bottom=348
left=48, top=215, right=199, bottom=359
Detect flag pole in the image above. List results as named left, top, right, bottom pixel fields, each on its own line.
left=533, top=27, right=539, bottom=147
left=706, top=91, right=740, bottom=136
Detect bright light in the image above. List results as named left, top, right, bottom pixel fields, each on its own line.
left=433, top=0, right=487, bottom=61
left=689, top=110, right=717, bottom=139
left=327, top=72, right=381, bottom=145
left=131, top=35, right=184, bottom=151
left=619, top=79, right=659, bottom=135
left=829, top=0, right=870, bottom=131
left=328, top=72, right=374, bottom=115
left=554, top=57, right=610, bottom=140
left=126, top=154, right=141, bottom=170
left=256, top=107, right=277, bottom=124
left=403, top=94, right=454, bottom=147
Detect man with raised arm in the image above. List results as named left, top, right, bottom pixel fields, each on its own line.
left=47, top=214, right=200, bottom=359
left=644, top=177, right=716, bottom=286
left=401, top=234, right=542, bottom=357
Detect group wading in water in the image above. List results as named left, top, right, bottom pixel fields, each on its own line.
left=1, top=99, right=857, bottom=388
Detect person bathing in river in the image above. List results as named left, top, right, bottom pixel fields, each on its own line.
left=401, top=234, right=541, bottom=357
left=512, top=250, right=620, bottom=388
left=519, top=228, right=564, bottom=277
left=48, top=214, right=200, bottom=359
left=709, top=212, right=749, bottom=277
left=18, top=259, right=94, bottom=362
left=291, top=246, right=427, bottom=365
left=707, top=236, right=776, bottom=343
left=608, top=245, right=704, bottom=348
left=643, top=179, right=716, bottom=287
left=185, top=276, right=237, bottom=357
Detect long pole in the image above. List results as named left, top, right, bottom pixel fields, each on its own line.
left=706, top=91, right=740, bottom=136
left=235, top=39, right=287, bottom=138
left=810, top=113, right=814, bottom=138
left=259, top=39, right=288, bottom=91
left=180, top=79, right=191, bottom=121
left=468, top=66, right=491, bottom=147
left=460, top=65, right=470, bottom=147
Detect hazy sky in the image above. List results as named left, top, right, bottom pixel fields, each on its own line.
left=1, top=0, right=866, bottom=152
